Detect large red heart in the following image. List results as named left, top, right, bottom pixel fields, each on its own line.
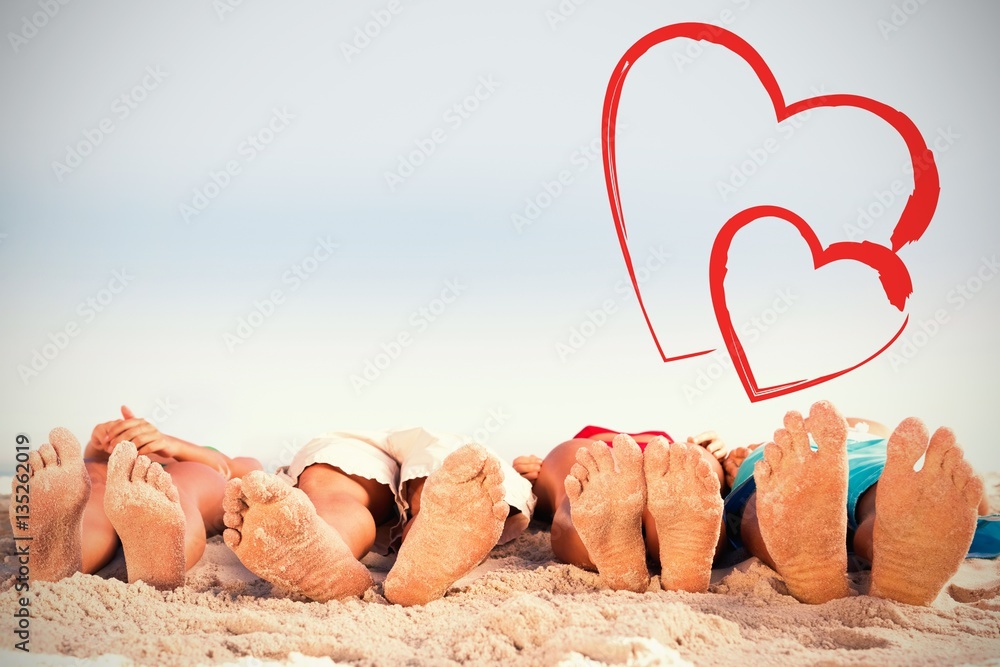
left=601, top=22, right=940, bottom=400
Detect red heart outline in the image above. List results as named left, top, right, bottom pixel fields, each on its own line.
left=601, top=23, right=940, bottom=398
left=710, top=205, right=911, bottom=400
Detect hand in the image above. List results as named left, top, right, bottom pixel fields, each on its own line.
left=687, top=431, right=728, bottom=461
left=88, top=419, right=122, bottom=454
left=103, top=405, right=178, bottom=458
left=512, top=455, right=543, bottom=482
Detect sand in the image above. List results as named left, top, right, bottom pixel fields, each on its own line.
left=1, top=475, right=999, bottom=667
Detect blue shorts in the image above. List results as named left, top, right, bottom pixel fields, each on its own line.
left=723, top=435, right=1000, bottom=558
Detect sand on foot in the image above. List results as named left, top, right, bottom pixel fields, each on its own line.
left=223, top=471, right=373, bottom=602
left=383, top=444, right=508, bottom=606
left=870, top=419, right=983, bottom=605
left=103, top=441, right=187, bottom=590
left=10, top=427, right=91, bottom=582
left=754, top=401, right=851, bottom=604
left=645, top=437, right=722, bottom=593
left=564, top=434, right=648, bottom=593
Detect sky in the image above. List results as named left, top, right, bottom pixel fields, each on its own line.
left=1, top=0, right=999, bottom=475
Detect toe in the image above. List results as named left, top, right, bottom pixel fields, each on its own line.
left=576, top=447, right=601, bottom=477
left=242, top=471, right=293, bottom=505
left=27, top=451, right=42, bottom=476
left=589, top=440, right=616, bottom=473
left=762, top=440, right=783, bottom=470
left=569, top=462, right=589, bottom=485
left=754, top=458, right=773, bottom=488
left=924, top=427, right=956, bottom=471
left=644, top=436, right=670, bottom=478
left=223, top=527, right=243, bottom=550
left=441, top=444, right=488, bottom=483
left=38, top=443, right=58, bottom=467
left=610, top=434, right=642, bottom=473
left=564, top=475, right=583, bottom=502
left=492, top=499, right=509, bottom=522
left=782, top=410, right=812, bottom=457
left=696, top=458, right=720, bottom=494
left=224, top=509, right=244, bottom=529
left=887, top=417, right=929, bottom=470
left=486, top=479, right=505, bottom=504
left=131, top=455, right=152, bottom=484
left=224, top=478, right=247, bottom=513
left=806, top=401, right=847, bottom=452
left=963, top=474, right=985, bottom=508
left=107, top=441, right=138, bottom=481
left=48, top=427, right=83, bottom=460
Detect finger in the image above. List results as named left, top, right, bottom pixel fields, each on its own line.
left=690, top=431, right=718, bottom=446
left=106, top=419, right=147, bottom=441
left=121, top=405, right=136, bottom=420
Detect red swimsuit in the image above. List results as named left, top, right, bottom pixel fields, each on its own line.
left=573, top=425, right=674, bottom=451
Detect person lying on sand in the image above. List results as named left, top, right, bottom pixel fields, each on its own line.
left=222, top=428, right=535, bottom=606
left=513, top=426, right=730, bottom=593
left=10, top=406, right=263, bottom=590
left=724, top=400, right=998, bottom=606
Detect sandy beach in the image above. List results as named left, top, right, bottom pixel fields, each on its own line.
left=1, top=475, right=998, bottom=667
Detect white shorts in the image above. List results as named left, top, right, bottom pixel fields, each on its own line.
left=276, top=427, right=535, bottom=555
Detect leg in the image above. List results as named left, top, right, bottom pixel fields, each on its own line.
left=223, top=468, right=374, bottom=601
left=10, top=428, right=92, bottom=582
left=229, top=456, right=264, bottom=480
left=753, top=401, right=851, bottom=603
left=868, top=420, right=982, bottom=605
left=564, top=435, right=649, bottom=592
left=382, top=444, right=508, bottom=606
left=103, top=443, right=187, bottom=589
left=644, top=437, right=723, bottom=592
left=81, top=461, right=120, bottom=574
left=296, top=463, right=396, bottom=559
left=162, top=461, right=228, bottom=566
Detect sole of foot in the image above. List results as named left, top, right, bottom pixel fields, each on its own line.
left=104, top=441, right=186, bottom=590
left=645, top=437, right=722, bottom=593
left=11, top=428, right=91, bottom=582
left=564, top=434, right=649, bottom=593
left=223, top=471, right=372, bottom=602
left=383, top=444, right=508, bottom=606
left=754, top=401, right=851, bottom=604
left=869, top=419, right=982, bottom=606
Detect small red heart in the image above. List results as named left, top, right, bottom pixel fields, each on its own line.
left=602, top=23, right=940, bottom=399
left=709, top=205, right=911, bottom=400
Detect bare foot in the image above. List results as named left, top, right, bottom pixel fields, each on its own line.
left=223, top=471, right=372, bottom=601
left=645, top=437, right=722, bottom=592
left=754, top=401, right=851, bottom=603
left=10, top=428, right=91, bottom=582
left=383, top=444, right=508, bottom=606
left=870, top=420, right=982, bottom=606
left=103, top=442, right=186, bottom=590
left=723, top=443, right=762, bottom=489
left=564, top=435, right=648, bottom=593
